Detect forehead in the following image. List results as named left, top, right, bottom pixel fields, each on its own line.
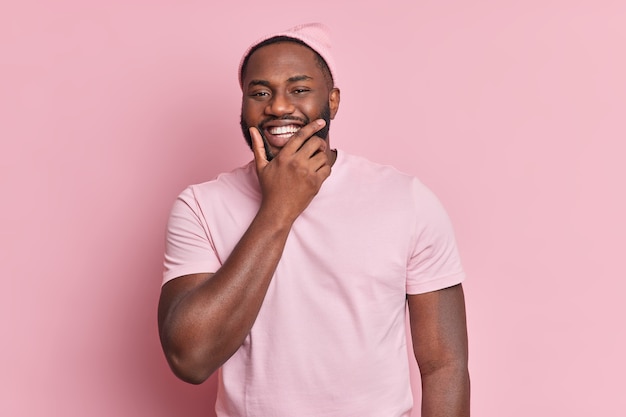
left=243, top=42, right=324, bottom=85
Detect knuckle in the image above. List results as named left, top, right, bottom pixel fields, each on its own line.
left=304, top=175, right=318, bottom=189
left=297, top=166, right=310, bottom=179
left=287, top=159, right=301, bottom=170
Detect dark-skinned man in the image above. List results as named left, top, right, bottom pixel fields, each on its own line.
left=158, top=23, right=470, bottom=417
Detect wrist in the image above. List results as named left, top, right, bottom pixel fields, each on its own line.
left=255, top=203, right=297, bottom=234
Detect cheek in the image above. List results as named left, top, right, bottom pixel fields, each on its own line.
left=300, top=97, right=327, bottom=118
left=242, top=101, right=262, bottom=122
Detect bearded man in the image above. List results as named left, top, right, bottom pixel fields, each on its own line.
left=158, top=23, right=470, bottom=417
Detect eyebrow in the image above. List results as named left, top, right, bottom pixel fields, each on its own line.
left=247, top=75, right=314, bottom=89
left=248, top=79, right=271, bottom=88
left=287, top=75, right=313, bottom=83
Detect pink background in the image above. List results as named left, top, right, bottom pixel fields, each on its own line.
left=2, top=1, right=625, bottom=415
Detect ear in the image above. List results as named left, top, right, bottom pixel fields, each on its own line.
left=329, top=88, right=341, bottom=119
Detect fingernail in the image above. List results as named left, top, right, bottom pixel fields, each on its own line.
left=316, top=119, right=326, bottom=126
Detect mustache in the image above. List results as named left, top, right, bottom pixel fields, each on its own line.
left=258, top=115, right=309, bottom=128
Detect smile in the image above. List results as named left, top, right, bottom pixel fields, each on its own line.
left=267, top=124, right=301, bottom=138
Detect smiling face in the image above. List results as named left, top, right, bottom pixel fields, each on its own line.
left=240, top=41, right=340, bottom=157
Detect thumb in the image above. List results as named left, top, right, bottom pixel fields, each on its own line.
left=249, top=127, right=269, bottom=171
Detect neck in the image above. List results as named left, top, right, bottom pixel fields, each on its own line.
left=329, top=148, right=337, bottom=167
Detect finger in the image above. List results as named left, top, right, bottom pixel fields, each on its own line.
left=311, top=157, right=332, bottom=183
left=315, top=163, right=332, bottom=179
left=282, top=119, right=326, bottom=154
left=298, top=135, right=328, bottom=158
left=249, top=127, right=269, bottom=170
left=308, top=148, right=332, bottom=171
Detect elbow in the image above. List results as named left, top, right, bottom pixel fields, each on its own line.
left=159, top=327, right=220, bottom=384
left=163, top=347, right=218, bottom=385
left=175, top=369, right=211, bottom=386
left=167, top=354, right=216, bottom=385
left=418, top=357, right=469, bottom=380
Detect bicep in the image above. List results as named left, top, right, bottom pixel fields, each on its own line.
left=408, top=284, right=468, bottom=375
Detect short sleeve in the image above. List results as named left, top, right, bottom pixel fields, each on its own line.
left=162, top=186, right=222, bottom=285
left=406, top=180, right=465, bottom=294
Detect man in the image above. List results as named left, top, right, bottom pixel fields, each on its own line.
left=158, top=23, right=470, bottom=416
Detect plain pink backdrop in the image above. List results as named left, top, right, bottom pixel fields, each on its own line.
left=2, top=1, right=625, bottom=416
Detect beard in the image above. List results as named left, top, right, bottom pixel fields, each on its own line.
left=240, top=103, right=332, bottom=160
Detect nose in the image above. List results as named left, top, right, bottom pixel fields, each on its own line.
left=265, top=92, right=295, bottom=116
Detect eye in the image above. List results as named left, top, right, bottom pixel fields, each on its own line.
left=249, top=91, right=270, bottom=99
left=292, top=88, right=311, bottom=94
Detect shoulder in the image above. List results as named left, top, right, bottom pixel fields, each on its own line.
left=177, top=162, right=259, bottom=204
left=340, top=151, right=409, bottom=176
left=338, top=151, right=414, bottom=184
left=336, top=151, right=452, bottom=222
left=337, top=151, right=430, bottom=197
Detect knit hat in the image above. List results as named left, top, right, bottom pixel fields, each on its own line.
left=238, top=23, right=337, bottom=89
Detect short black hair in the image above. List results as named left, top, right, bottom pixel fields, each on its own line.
left=240, top=36, right=334, bottom=89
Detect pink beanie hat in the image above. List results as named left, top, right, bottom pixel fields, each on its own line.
left=238, top=23, right=337, bottom=89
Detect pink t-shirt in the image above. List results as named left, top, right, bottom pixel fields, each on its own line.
left=164, top=151, right=465, bottom=417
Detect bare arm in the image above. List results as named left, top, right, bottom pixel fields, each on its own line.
left=158, top=120, right=330, bottom=384
left=408, top=284, right=470, bottom=417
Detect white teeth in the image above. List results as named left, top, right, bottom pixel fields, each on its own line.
left=268, top=125, right=300, bottom=135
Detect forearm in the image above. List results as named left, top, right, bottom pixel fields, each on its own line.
left=160, top=207, right=293, bottom=383
left=420, top=363, right=470, bottom=417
